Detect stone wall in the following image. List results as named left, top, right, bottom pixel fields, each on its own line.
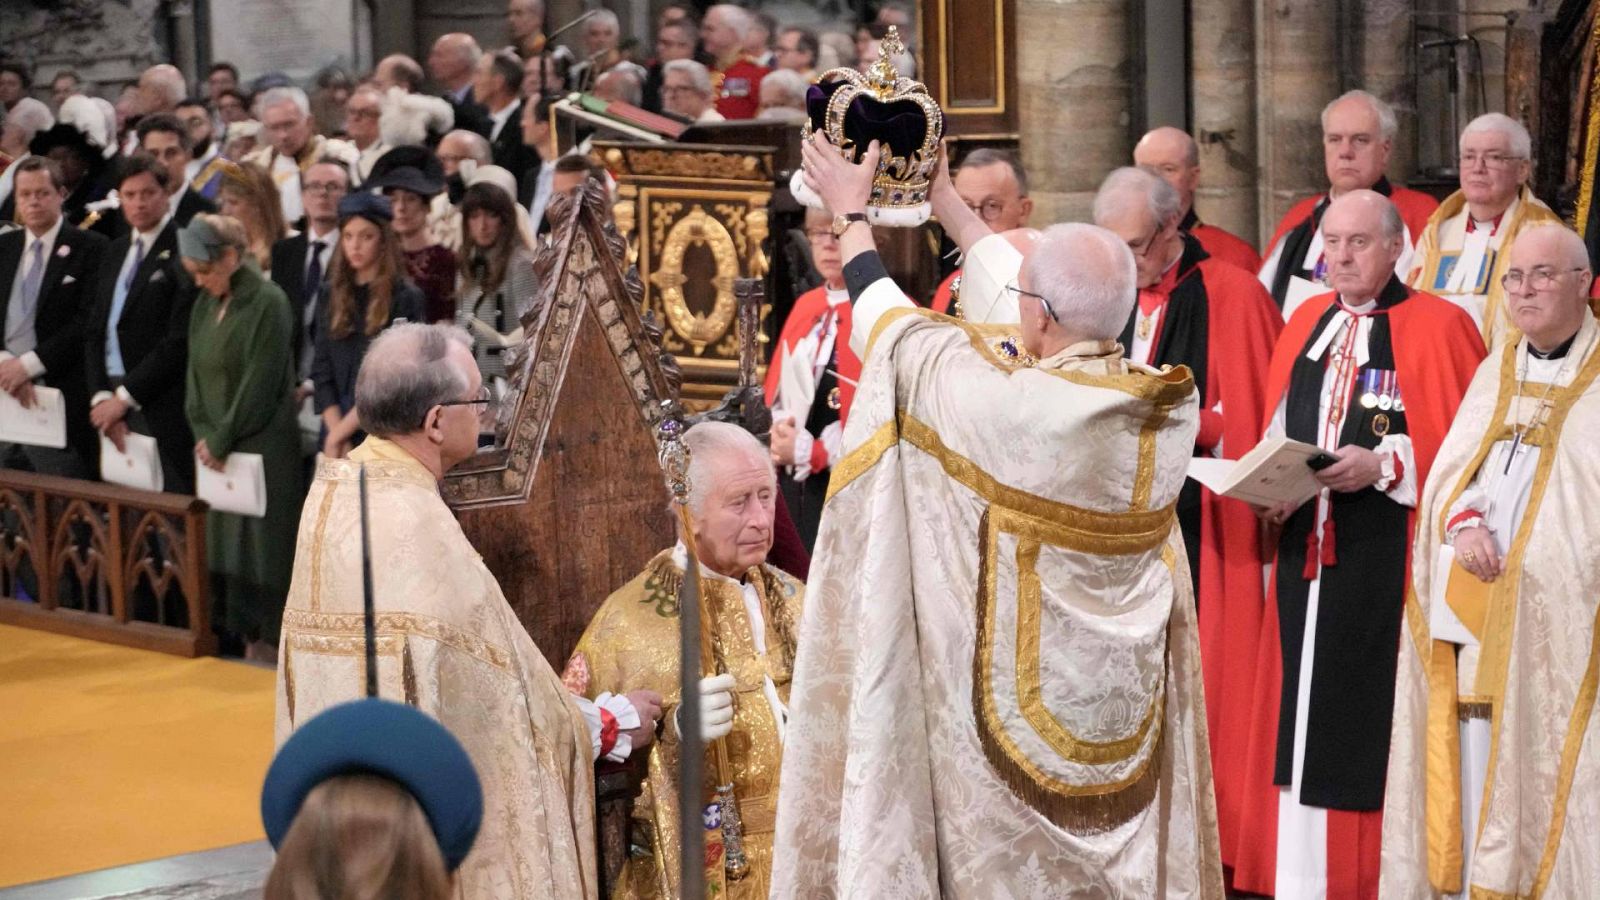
left=0, top=0, right=165, bottom=97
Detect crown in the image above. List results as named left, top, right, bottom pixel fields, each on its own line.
left=790, top=26, right=945, bottom=227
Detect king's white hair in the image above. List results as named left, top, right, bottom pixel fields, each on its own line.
left=683, top=421, right=772, bottom=515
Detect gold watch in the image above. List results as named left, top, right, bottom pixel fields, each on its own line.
left=831, top=212, right=869, bottom=237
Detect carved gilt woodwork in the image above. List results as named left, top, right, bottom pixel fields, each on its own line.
left=592, top=141, right=776, bottom=405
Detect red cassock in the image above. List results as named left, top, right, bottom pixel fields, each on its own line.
left=1229, top=287, right=1484, bottom=899
left=712, top=56, right=770, bottom=121
left=928, top=269, right=958, bottom=315
left=1181, top=209, right=1262, bottom=274
left=1121, top=237, right=1282, bottom=873
left=763, top=285, right=861, bottom=436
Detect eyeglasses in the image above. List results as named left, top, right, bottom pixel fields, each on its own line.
left=1005, top=283, right=1057, bottom=321
left=302, top=181, right=347, bottom=195
left=346, top=108, right=381, bottom=120
left=422, top=385, right=495, bottom=427
left=1458, top=152, right=1524, bottom=171
left=805, top=228, right=838, bottom=243
left=1501, top=266, right=1588, bottom=292
left=964, top=198, right=1010, bottom=223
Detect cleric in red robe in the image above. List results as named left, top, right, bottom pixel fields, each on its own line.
left=1231, top=191, right=1484, bottom=900
left=1259, top=90, right=1439, bottom=320
left=1134, top=125, right=1262, bottom=274
left=1094, top=166, right=1282, bottom=875
left=929, top=148, right=1033, bottom=313
left=764, top=207, right=860, bottom=550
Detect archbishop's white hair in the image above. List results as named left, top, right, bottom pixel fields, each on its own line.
left=1093, top=166, right=1182, bottom=227
left=683, top=421, right=773, bottom=515
left=1321, top=89, right=1398, bottom=142
left=1460, top=112, right=1532, bottom=161
left=1021, top=223, right=1138, bottom=341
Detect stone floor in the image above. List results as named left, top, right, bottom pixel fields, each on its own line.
left=0, top=843, right=271, bottom=900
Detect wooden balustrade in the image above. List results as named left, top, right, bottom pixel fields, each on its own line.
left=0, top=470, right=212, bottom=657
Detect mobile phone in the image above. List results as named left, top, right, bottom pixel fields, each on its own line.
left=1306, top=452, right=1338, bottom=471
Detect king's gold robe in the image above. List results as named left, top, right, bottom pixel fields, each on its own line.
left=771, top=236, right=1223, bottom=899
left=567, top=548, right=805, bottom=900
left=274, top=438, right=598, bottom=899
left=1382, top=312, right=1600, bottom=898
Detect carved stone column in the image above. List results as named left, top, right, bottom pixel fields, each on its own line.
left=1254, top=0, right=1340, bottom=232
left=1190, top=0, right=1259, bottom=244
left=1014, top=0, right=1133, bottom=225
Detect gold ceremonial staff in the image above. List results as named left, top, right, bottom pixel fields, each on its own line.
left=658, top=406, right=750, bottom=892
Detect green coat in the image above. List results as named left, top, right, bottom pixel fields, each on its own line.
left=186, top=263, right=304, bottom=644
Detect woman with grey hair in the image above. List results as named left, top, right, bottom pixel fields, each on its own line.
left=178, top=212, right=303, bottom=662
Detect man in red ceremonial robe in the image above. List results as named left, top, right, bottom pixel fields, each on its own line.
left=1134, top=126, right=1261, bottom=274
left=702, top=4, right=770, bottom=121
left=1259, top=90, right=1439, bottom=319
left=765, top=207, right=860, bottom=551
left=1094, top=166, right=1282, bottom=873
left=929, top=149, right=1033, bottom=314
left=1231, top=191, right=1485, bottom=900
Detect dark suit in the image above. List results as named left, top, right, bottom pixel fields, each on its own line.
left=92, top=189, right=216, bottom=241
left=85, top=221, right=196, bottom=493
left=268, top=231, right=330, bottom=379
left=0, top=223, right=108, bottom=475
left=446, top=86, right=492, bottom=138
left=488, top=100, right=539, bottom=179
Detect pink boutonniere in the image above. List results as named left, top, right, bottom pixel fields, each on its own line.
left=55, top=244, right=70, bottom=259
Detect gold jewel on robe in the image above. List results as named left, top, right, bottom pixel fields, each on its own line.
left=567, top=549, right=806, bottom=900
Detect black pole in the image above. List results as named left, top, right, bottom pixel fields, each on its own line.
left=359, top=464, right=377, bottom=698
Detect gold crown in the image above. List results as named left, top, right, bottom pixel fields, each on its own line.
left=796, top=27, right=944, bottom=224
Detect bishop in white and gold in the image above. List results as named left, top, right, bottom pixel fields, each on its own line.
left=771, top=132, right=1221, bottom=899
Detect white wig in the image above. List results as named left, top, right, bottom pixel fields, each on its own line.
left=1321, top=89, right=1398, bottom=142
left=1020, top=223, right=1138, bottom=341
left=1460, top=112, right=1532, bottom=161
left=683, top=421, right=772, bottom=514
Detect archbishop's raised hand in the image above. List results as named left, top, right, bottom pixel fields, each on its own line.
left=801, top=131, right=880, bottom=218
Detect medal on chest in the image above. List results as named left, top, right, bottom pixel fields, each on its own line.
left=1136, top=312, right=1156, bottom=341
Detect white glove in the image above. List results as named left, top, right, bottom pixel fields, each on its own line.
left=675, top=673, right=736, bottom=742
left=465, top=315, right=522, bottom=349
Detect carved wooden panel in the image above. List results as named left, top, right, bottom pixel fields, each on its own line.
left=592, top=141, right=775, bottom=406
left=0, top=471, right=211, bottom=657
left=918, top=0, right=1018, bottom=138
left=445, top=180, right=679, bottom=670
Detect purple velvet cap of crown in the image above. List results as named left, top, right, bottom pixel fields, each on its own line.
left=805, top=81, right=936, bottom=172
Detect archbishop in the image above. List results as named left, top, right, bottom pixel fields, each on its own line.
left=770, top=133, right=1222, bottom=898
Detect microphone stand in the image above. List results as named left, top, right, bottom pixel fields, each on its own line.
left=536, top=8, right=602, bottom=102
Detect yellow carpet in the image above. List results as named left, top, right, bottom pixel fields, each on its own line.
left=0, top=623, right=276, bottom=887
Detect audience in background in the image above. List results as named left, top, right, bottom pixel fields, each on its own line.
left=217, top=160, right=288, bottom=269
left=456, top=182, right=538, bottom=386
left=372, top=147, right=457, bottom=324
left=661, top=60, right=723, bottom=124
left=312, top=193, right=424, bottom=460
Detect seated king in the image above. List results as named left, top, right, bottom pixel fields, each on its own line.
left=564, top=420, right=806, bottom=899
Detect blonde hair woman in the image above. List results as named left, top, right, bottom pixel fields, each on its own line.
left=216, top=160, right=287, bottom=268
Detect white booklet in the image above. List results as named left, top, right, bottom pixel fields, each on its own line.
left=1186, top=435, right=1327, bottom=508
left=195, top=451, right=267, bottom=517
left=100, top=433, right=164, bottom=492
left=0, top=386, right=66, bottom=449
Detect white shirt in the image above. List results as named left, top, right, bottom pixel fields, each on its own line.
left=527, top=159, right=558, bottom=234
left=3, top=217, right=65, bottom=376
left=487, top=100, right=518, bottom=143
left=185, top=143, right=220, bottom=182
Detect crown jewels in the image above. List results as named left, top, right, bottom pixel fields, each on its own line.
left=791, top=26, right=945, bottom=227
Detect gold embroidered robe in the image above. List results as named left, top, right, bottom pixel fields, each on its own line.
left=1405, top=185, right=1562, bottom=349
left=1381, top=313, right=1600, bottom=899
left=568, top=549, right=804, bottom=900
left=274, top=438, right=598, bottom=900
left=770, top=285, right=1223, bottom=898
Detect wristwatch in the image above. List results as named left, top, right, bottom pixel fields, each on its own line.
left=831, top=211, right=869, bottom=237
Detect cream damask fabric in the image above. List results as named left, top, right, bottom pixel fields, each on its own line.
left=274, top=439, right=598, bottom=900
left=1382, top=314, right=1600, bottom=899
left=770, top=308, right=1223, bottom=899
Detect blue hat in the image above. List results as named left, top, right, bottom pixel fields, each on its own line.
left=337, top=191, right=393, bottom=224
left=260, top=698, right=483, bottom=871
